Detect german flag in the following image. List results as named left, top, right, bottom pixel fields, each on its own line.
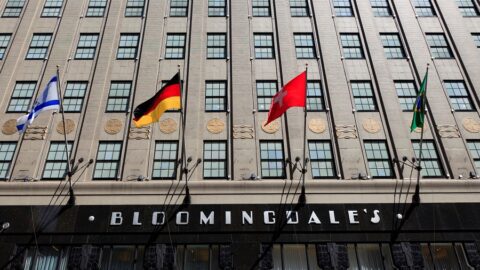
left=133, top=72, right=181, bottom=128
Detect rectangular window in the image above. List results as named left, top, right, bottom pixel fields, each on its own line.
left=256, top=81, right=277, bottom=111
left=170, top=0, right=188, bottom=17
left=444, top=81, right=474, bottom=111
left=456, top=0, right=479, bottom=16
left=413, top=0, right=435, bottom=17
left=165, top=33, right=186, bottom=59
left=203, top=141, right=227, bottom=179
left=75, top=34, right=99, bottom=60
left=107, top=81, right=131, bottom=112
left=333, top=0, right=353, bottom=17
left=94, top=142, right=122, bottom=180
left=42, top=142, right=72, bottom=179
left=86, top=0, right=107, bottom=17
left=117, top=34, right=139, bottom=59
left=395, top=81, right=417, bottom=111
left=472, top=33, right=480, bottom=48
left=205, top=81, right=226, bottom=112
left=307, top=81, right=324, bottom=111
left=364, top=141, right=393, bottom=178
left=153, top=141, right=178, bottom=179
left=253, top=0, right=271, bottom=17
left=260, top=141, right=285, bottom=179
left=370, top=0, right=392, bottom=16
left=8, top=82, right=36, bottom=112
left=26, top=34, right=52, bottom=60
left=0, top=34, right=11, bottom=60
left=42, top=0, right=63, bottom=17
left=412, top=140, right=443, bottom=177
left=290, top=0, right=309, bottom=17
left=2, top=0, right=25, bottom=17
left=352, top=81, right=376, bottom=111
left=125, top=0, right=144, bottom=17
left=207, top=33, right=226, bottom=59
left=309, top=141, right=335, bottom=178
left=467, top=140, right=480, bottom=172
left=340, top=33, right=364, bottom=59
left=426, top=34, right=453, bottom=59
left=64, top=82, right=87, bottom=112
left=294, top=33, right=316, bottom=59
left=380, top=33, right=406, bottom=59
left=254, top=33, right=274, bottom=59
left=0, top=142, right=16, bottom=179
left=208, top=0, right=225, bottom=16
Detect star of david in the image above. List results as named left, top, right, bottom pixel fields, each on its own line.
left=273, top=90, right=287, bottom=107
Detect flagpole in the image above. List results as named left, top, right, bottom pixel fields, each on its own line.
left=298, top=64, right=308, bottom=205
left=177, top=65, right=190, bottom=205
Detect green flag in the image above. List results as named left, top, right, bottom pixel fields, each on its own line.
left=410, top=69, right=428, bottom=132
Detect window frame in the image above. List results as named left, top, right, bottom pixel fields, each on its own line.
left=41, top=0, right=63, bottom=17
left=252, top=0, right=271, bottom=17
left=306, top=80, right=324, bottom=112
left=63, top=81, right=88, bottom=113
left=170, top=0, right=188, bottom=17
left=106, top=81, right=132, bottom=112
left=25, top=33, right=52, bottom=60
left=116, top=33, right=139, bottom=60
left=340, top=33, right=364, bottom=59
left=42, top=141, right=72, bottom=180
left=208, top=0, right=226, bottom=17
left=152, top=141, right=179, bottom=180
left=412, top=140, right=444, bottom=178
left=0, top=142, right=17, bottom=180
left=206, top=33, right=227, bottom=59
left=394, top=80, right=417, bottom=112
left=86, top=0, right=107, bottom=17
left=413, top=0, right=436, bottom=17
left=333, top=0, right=354, bottom=17
left=443, top=80, right=475, bottom=111
left=165, top=33, right=186, bottom=59
left=259, top=140, right=286, bottom=179
left=125, top=0, right=145, bottom=17
left=351, top=81, right=377, bottom=112
left=380, top=33, right=406, bottom=59
left=294, top=33, right=316, bottom=59
left=205, top=81, right=227, bottom=112
left=7, top=81, right=37, bottom=113
left=256, top=80, right=277, bottom=112
left=93, top=141, right=123, bottom=180
left=426, top=33, right=454, bottom=59
left=308, top=140, right=336, bottom=179
left=203, top=140, right=228, bottom=179
left=0, top=34, right=12, bottom=60
left=364, top=140, right=394, bottom=178
left=370, top=0, right=392, bottom=17
left=254, top=33, right=275, bottom=59
left=456, top=0, right=479, bottom=17
left=2, top=0, right=25, bottom=17
left=289, top=0, right=309, bottom=17
left=74, top=33, right=99, bottom=60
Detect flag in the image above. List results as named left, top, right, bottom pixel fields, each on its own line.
left=265, top=71, right=307, bottom=125
left=133, top=72, right=181, bottom=128
left=410, top=69, right=428, bottom=132
left=16, top=76, right=60, bottom=133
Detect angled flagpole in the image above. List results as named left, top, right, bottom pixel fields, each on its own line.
left=298, top=64, right=308, bottom=205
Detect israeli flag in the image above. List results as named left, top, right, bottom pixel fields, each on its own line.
left=16, top=76, right=60, bottom=133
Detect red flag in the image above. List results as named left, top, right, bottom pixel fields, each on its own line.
left=265, top=71, right=307, bottom=125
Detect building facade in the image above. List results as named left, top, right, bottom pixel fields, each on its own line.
left=0, top=0, right=480, bottom=269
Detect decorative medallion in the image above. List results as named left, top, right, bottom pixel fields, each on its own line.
left=2, top=119, right=17, bottom=135
left=462, top=117, right=480, bottom=133
left=335, top=124, right=357, bottom=139
left=308, top=118, right=326, bottom=134
left=262, top=120, right=280, bottom=134
left=233, top=124, right=254, bottom=139
left=159, top=118, right=177, bottom=134
left=207, top=118, right=225, bottom=134
left=56, top=119, right=75, bottom=135
left=105, top=119, right=123, bottom=135
left=362, top=118, right=381, bottom=134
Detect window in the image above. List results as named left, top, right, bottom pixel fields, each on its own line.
left=207, top=33, right=226, bottom=59
left=253, top=0, right=271, bottom=16
left=256, top=81, right=277, bottom=111
left=294, top=34, right=316, bottom=59
left=333, top=0, right=353, bottom=17
left=107, top=82, right=131, bottom=112
left=94, top=142, right=122, bottom=179
left=456, top=0, right=479, bottom=16
left=412, top=140, right=443, bottom=177
left=42, top=142, right=72, bottom=179
left=153, top=141, right=178, bottom=179
left=170, top=0, right=188, bottom=17
left=254, top=33, right=274, bottom=59
left=426, top=34, right=453, bottom=59
left=165, top=34, right=186, bottom=59
left=351, top=81, right=376, bottom=111
left=444, top=81, right=474, bottom=111
left=370, top=0, right=392, bottom=16
left=203, top=141, right=227, bottom=179
left=307, top=81, right=324, bottom=111
left=395, top=81, right=417, bottom=111
left=42, top=0, right=63, bottom=17
left=0, top=142, right=16, bottom=179
left=2, top=0, right=25, bottom=17
left=117, top=34, right=139, bottom=59
left=309, top=141, right=335, bottom=178
left=340, top=33, right=364, bottom=59
left=467, top=141, right=480, bottom=172
left=0, top=34, right=11, bottom=60
left=364, top=141, right=393, bottom=178
left=26, top=34, right=52, bottom=60
left=64, top=82, right=87, bottom=112
left=260, top=141, right=285, bottom=179
left=8, top=82, right=36, bottom=112
left=75, top=34, right=99, bottom=60
left=413, top=0, right=435, bottom=17
left=290, top=0, right=309, bottom=17
left=125, top=0, right=144, bottom=17
left=205, top=81, right=226, bottom=112
left=86, top=0, right=107, bottom=17
left=472, top=33, right=480, bottom=48
left=208, top=0, right=225, bottom=16
left=380, top=33, right=405, bottom=59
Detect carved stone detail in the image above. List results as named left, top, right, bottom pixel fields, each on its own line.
left=413, top=125, right=428, bottom=133
left=129, top=126, right=151, bottom=140
left=362, top=118, right=381, bottom=134
left=159, top=118, right=177, bottom=134
left=262, top=120, right=280, bottom=134
left=335, top=124, right=357, bottom=139
left=56, top=119, right=75, bottom=135
left=24, top=126, right=47, bottom=140
left=2, top=119, right=17, bottom=135
left=233, top=125, right=254, bottom=139
left=462, top=117, right=480, bottom=133
left=104, top=119, right=123, bottom=135
left=437, top=125, right=460, bottom=138
left=206, top=118, right=225, bottom=134
left=309, top=118, right=326, bottom=134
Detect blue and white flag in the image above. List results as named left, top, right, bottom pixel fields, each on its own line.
left=16, top=76, right=60, bottom=133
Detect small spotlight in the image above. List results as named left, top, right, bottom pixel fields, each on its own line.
left=2, top=222, right=10, bottom=230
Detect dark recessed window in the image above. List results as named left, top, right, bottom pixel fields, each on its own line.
left=256, top=81, right=277, bottom=111
left=370, top=0, right=392, bottom=17
left=2, top=0, right=25, bottom=17
left=340, top=33, right=364, bottom=59
left=94, top=142, right=122, bottom=180
left=203, top=141, right=227, bottom=179
left=165, top=34, right=186, bottom=59
left=42, top=0, right=63, bottom=17
left=26, top=34, right=52, bottom=60
left=290, top=0, right=309, bottom=17
left=117, top=34, right=139, bottom=59
left=364, top=141, right=393, bottom=178
left=207, top=33, right=226, bottom=59
left=208, top=0, right=226, bottom=16
left=426, top=33, right=453, bottom=59
left=75, top=34, right=99, bottom=60
left=412, top=140, right=443, bottom=177
left=125, top=0, right=144, bottom=17
left=205, top=81, right=226, bottom=112
left=413, top=0, right=435, bottom=17
left=380, top=33, right=406, bottom=59
left=42, top=142, right=72, bottom=180
left=309, top=141, right=335, bottom=178
left=107, top=81, right=131, bottom=112
left=170, top=0, right=188, bottom=17
left=64, top=82, right=88, bottom=112
left=260, top=141, right=285, bottom=179
left=153, top=141, right=178, bottom=180
left=254, top=33, right=274, bottom=59
left=307, top=81, right=324, bottom=111
left=333, top=0, right=353, bottom=17
left=0, top=142, right=16, bottom=179
left=444, top=81, right=474, bottom=111
left=294, top=33, right=316, bottom=59
left=394, top=81, right=417, bottom=111
left=456, top=0, right=479, bottom=16
left=351, top=81, right=377, bottom=111
left=0, top=34, right=12, bottom=60
left=86, top=0, right=107, bottom=17
left=253, top=0, right=271, bottom=17
left=8, top=82, right=36, bottom=112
